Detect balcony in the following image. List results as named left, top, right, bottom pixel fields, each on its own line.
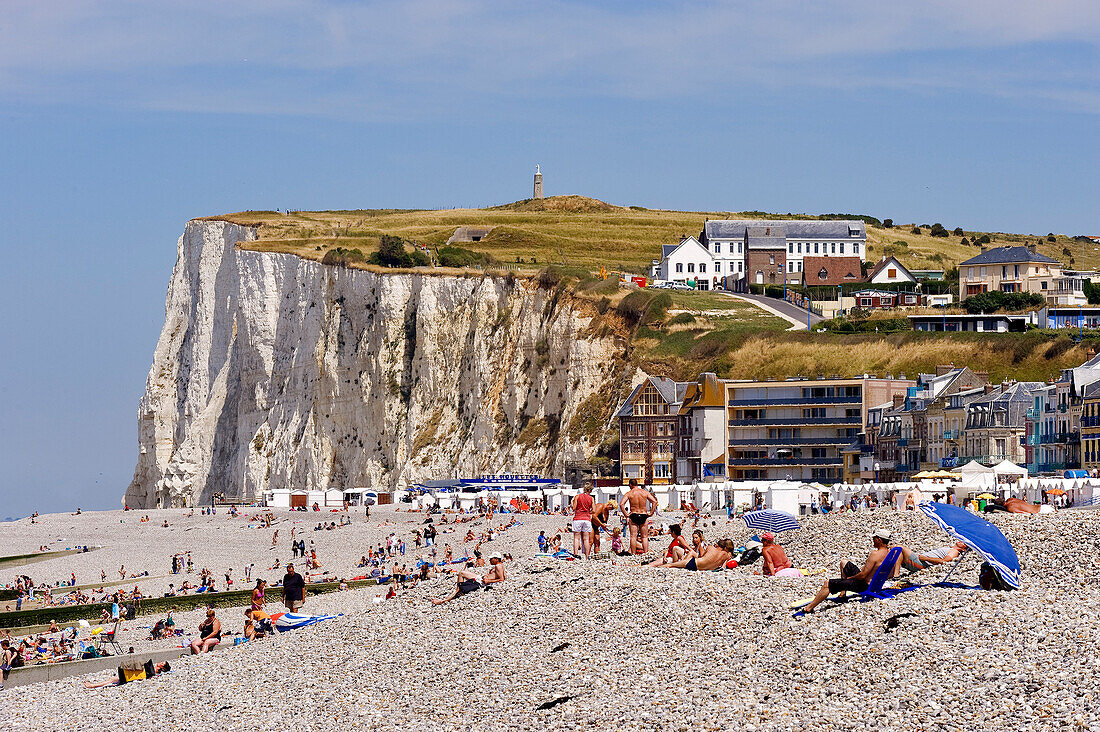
left=897, top=438, right=908, bottom=447
left=726, top=395, right=862, bottom=407
left=728, top=417, right=862, bottom=426
left=1037, top=462, right=1066, bottom=473
left=940, top=457, right=959, bottom=468
left=942, top=430, right=959, bottom=440
left=727, top=457, right=843, bottom=466
left=1026, top=435, right=1040, bottom=446
left=727, top=437, right=852, bottom=446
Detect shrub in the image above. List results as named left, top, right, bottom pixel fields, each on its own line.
left=929, top=223, right=949, bottom=238
left=764, top=284, right=785, bottom=299
left=952, top=227, right=964, bottom=236
left=366, top=235, right=428, bottom=268
left=668, top=312, right=696, bottom=325
left=961, top=290, right=1044, bottom=314
left=616, top=290, right=671, bottom=325
left=882, top=218, right=893, bottom=228
left=911, top=226, right=922, bottom=235
left=960, top=237, right=969, bottom=247
left=437, top=245, right=495, bottom=268
left=321, top=247, right=367, bottom=267
left=1048, top=233, right=1057, bottom=242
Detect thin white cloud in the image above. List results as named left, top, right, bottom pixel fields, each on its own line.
left=2, top=0, right=1098, bottom=116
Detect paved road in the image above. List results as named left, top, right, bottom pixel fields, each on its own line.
left=720, top=291, right=823, bottom=329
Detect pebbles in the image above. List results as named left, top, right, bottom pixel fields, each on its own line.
left=3, top=507, right=1100, bottom=731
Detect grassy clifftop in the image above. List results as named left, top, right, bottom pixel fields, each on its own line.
left=215, top=196, right=1096, bottom=275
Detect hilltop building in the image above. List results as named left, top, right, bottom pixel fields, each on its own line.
left=651, top=219, right=867, bottom=290
left=958, top=245, right=1087, bottom=305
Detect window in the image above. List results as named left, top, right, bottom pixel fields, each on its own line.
left=769, top=254, right=775, bottom=265
left=854, top=243, right=860, bottom=254
left=840, top=243, right=845, bottom=254
left=797, top=261, right=803, bottom=272
left=818, top=268, right=828, bottom=280
left=888, top=268, right=897, bottom=278
left=1014, top=265, right=1020, bottom=278
left=737, top=242, right=743, bottom=253
left=714, top=243, right=721, bottom=254
left=831, top=243, right=836, bottom=254
left=788, top=243, right=793, bottom=254
left=1042, top=281, right=1048, bottom=290
left=737, top=261, right=743, bottom=273
left=789, top=262, right=794, bottom=273
left=653, top=462, right=670, bottom=479
left=981, top=266, right=986, bottom=276
left=699, top=262, right=707, bottom=273
left=969, top=267, right=975, bottom=278
left=714, top=262, right=721, bottom=273
left=797, top=243, right=802, bottom=254
left=814, top=243, right=820, bottom=254
left=675, top=263, right=683, bottom=273
left=687, top=263, right=695, bottom=273
left=1002, top=266, right=1008, bottom=278
left=860, top=297, right=872, bottom=307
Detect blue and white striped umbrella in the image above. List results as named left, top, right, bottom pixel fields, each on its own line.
left=918, top=500, right=1021, bottom=589
left=741, top=509, right=800, bottom=534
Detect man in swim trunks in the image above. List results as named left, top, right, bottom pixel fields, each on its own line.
left=645, top=523, right=691, bottom=566
left=662, top=539, right=736, bottom=571
left=897, top=540, right=969, bottom=574
left=431, top=555, right=507, bottom=605
left=619, top=479, right=658, bottom=555
left=801, top=528, right=895, bottom=613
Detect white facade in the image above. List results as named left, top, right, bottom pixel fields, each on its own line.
left=868, top=256, right=917, bottom=284
left=657, top=236, right=718, bottom=289
left=653, top=220, right=867, bottom=286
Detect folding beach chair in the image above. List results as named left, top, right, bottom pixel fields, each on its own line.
left=103, top=619, right=124, bottom=655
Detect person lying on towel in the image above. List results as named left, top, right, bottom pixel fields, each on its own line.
left=897, top=540, right=969, bottom=575
left=83, top=661, right=170, bottom=689
left=431, top=554, right=507, bottom=606
left=659, top=539, right=735, bottom=571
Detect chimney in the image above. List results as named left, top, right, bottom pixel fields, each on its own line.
left=936, top=364, right=954, bottom=376
left=892, top=393, right=905, bottom=409
left=984, top=383, right=999, bottom=395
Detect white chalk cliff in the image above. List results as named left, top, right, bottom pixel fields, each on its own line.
left=126, top=220, right=633, bottom=508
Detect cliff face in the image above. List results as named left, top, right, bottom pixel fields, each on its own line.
left=126, top=220, right=634, bottom=508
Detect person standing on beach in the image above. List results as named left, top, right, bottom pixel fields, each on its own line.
left=591, top=497, right=617, bottom=554
left=619, top=479, right=658, bottom=555
left=281, top=564, right=305, bottom=612
left=570, top=483, right=595, bottom=559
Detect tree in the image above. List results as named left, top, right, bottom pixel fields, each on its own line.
left=952, top=226, right=964, bottom=236
left=960, top=237, right=969, bottom=247
left=882, top=218, right=894, bottom=228
left=929, top=223, right=949, bottom=238
left=911, top=226, right=922, bottom=235
left=1048, top=233, right=1056, bottom=242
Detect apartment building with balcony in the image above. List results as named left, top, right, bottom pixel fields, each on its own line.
left=939, top=386, right=988, bottom=469
left=1081, top=381, right=1100, bottom=471
left=876, top=366, right=990, bottom=476
left=614, top=376, right=688, bottom=485
left=958, top=245, right=1062, bottom=299
left=725, top=376, right=911, bottom=482
left=960, top=382, right=1046, bottom=466
left=675, top=373, right=728, bottom=483
left=1023, top=353, right=1100, bottom=473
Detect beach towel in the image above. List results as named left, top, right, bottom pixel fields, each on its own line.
left=269, top=612, right=342, bottom=632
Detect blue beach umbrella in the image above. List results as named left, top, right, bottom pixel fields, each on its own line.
left=741, top=509, right=800, bottom=534
left=918, top=501, right=1021, bottom=589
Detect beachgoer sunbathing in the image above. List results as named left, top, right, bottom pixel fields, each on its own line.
left=619, top=479, right=658, bottom=555
left=431, top=554, right=507, bottom=605
left=189, top=609, right=221, bottom=654
left=986, top=497, right=1053, bottom=515
left=661, top=539, right=736, bottom=571
left=645, top=523, right=691, bottom=566
left=897, top=540, right=969, bottom=574
left=801, top=529, right=897, bottom=613
left=761, top=532, right=800, bottom=577
left=82, top=661, right=170, bottom=689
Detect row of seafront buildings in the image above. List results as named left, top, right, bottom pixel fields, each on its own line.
left=615, top=354, right=1100, bottom=486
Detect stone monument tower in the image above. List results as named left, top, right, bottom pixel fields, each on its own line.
left=533, top=164, right=544, bottom=200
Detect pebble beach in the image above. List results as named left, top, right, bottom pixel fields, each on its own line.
left=2, top=505, right=1098, bottom=731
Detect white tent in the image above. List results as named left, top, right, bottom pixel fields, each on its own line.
left=959, top=460, right=996, bottom=489
left=993, top=460, right=1028, bottom=478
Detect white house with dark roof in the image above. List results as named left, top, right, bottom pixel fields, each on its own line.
left=654, top=236, right=716, bottom=288
left=867, top=255, right=917, bottom=285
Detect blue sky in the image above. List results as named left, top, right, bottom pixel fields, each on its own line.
left=1, top=1, right=1098, bottom=517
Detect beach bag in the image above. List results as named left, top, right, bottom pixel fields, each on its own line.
left=978, top=562, right=1014, bottom=591
left=117, top=660, right=155, bottom=685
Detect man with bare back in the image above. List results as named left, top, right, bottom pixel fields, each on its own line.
left=619, top=479, right=658, bottom=555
